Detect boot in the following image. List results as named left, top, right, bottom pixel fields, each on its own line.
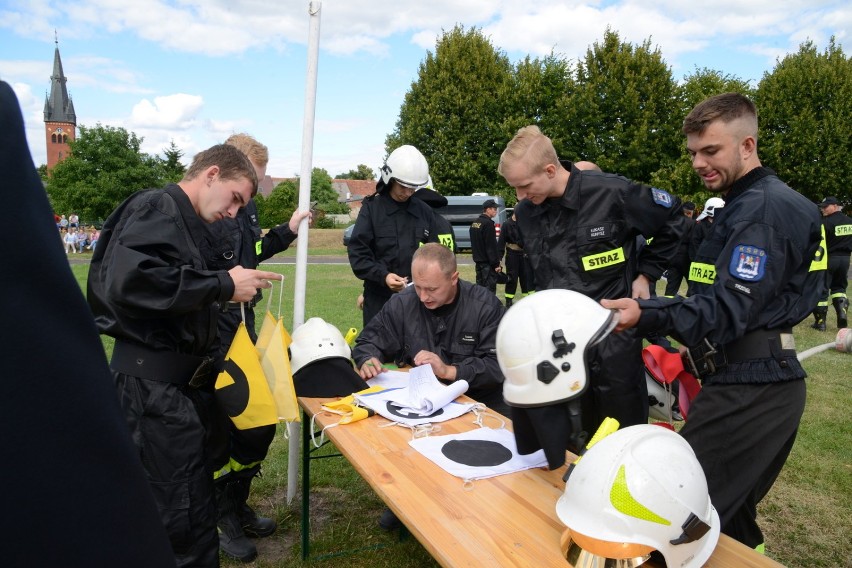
left=810, top=307, right=827, bottom=332
left=833, top=297, right=849, bottom=329
left=505, top=296, right=513, bottom=308
left=215, top=478, right=258, bottom=562
left=233, top=466, right=276, bottom=538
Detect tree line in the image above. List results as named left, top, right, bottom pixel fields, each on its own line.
left=45, top=26, right=850, bottom=225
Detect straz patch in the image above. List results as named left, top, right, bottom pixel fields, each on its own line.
left=729, top=245, right=767, bottom=281
left=586, top=224, right=612, bottom=240
left=582, top=247, right=625, bottom=271
left=651, top=188, right=674, bottom=208
left=458, top=331, right=479, bottom=345
left=688, top=262, right=716, bottom=284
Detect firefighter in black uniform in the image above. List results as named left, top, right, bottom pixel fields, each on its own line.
left=497, top=211, right=533, bottom=306
left=663, top=201, right=696, bottom=296
left=88, top=145, right=281, bottom=568
left=413, top=180, right=456, bottom=251
left=1, top=80, right=176, bottom=568
left=603, top=93, right=825, bottom=552
left=469, top=199, right=502, bottom=293
left=201, top=134, right=310, bottom=562
left=812, top=196, right=851, bottom=329
left=348, top=145, right=440, bottom=327
left=353, top=243, right=508, bottom=414
left=498, top=126, right=684, bottom=438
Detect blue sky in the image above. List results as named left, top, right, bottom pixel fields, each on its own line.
left=1, top=0, right=849, bottom=179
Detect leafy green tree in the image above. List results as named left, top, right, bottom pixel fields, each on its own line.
left=565, top=29, right=680, bottom=184
left=755, top=38, right=851, bottom=203
left=336, top=164, right=375, bottom=180
left=651, top=68, right=753, bottom=201
left=386, top=25, right=513, bottom=199
left=47, top=124, right=167, bottom=223
left=162, top=140, right=186, bottom=182
left=259, top=179, right=297, bottom=228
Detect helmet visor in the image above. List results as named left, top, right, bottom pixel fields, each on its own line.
left=562, top=529, right=653, bottom=567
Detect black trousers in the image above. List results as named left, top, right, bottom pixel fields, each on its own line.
left=114, top=374, right=220, bottom=567
left=680, top=379, right=806, bottom=549
left=824, top=254, right=850, bottom=300
left=664, top=264, right=687, bottom=296
left=475, top=262, right=497, bottom=293
left=504, top=250, right=533, bottom=298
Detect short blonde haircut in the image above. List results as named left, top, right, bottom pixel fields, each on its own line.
left=225, top=133, right=269, bottom=168
left=498, top=125, right=559, bottom=176
left=413, top=242, right=457, bottom=277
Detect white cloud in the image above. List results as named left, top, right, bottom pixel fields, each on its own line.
left=127, top=93, right=204, bottom=129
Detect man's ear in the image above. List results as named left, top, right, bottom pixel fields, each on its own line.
left=544, top=163, right=557, bottom=178
left=205, top=165, right=221, bottom=185
left=740, top=136, right=756, bottom=160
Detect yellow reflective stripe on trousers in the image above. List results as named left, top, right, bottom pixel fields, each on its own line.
left=809, top=225, right=827, bottom=272
left=610, top=465, right=670, bottom=525
left=688, top=262, right=716, bottom=284
left=582, top=247, right=625, bottom=271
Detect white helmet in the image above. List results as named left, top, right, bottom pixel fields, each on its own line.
left=646, top=372, right=683, bottom=422
left=289, top=317, right=352, bottom=374
left=496, top=289, right=617, bottom=407
left=696, top=197, right=725, bottom=221
left=557, top=425, right=720, bottom=568
left=380, top=145, right=429, bottom=189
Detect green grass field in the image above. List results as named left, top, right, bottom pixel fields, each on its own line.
left=68, top=229, right=851, bottom=567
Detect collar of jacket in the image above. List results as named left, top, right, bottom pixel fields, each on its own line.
left=165, top=183, right=211, bottom=258
left=721, top=166, right=775, bottom=206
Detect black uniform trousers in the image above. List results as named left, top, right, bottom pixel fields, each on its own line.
left=504, top=250, right=533, bottom=298
left=664, top=265, right=687, bottom=297
left=680, top=379, right=806, bottom=549
left=114, top=373, right=221, bottom=568
left=825, top=254, right=850, bottom=300
left=363, top=285, right=394, bottom=328
left=475, top=262, right=498, bottom=293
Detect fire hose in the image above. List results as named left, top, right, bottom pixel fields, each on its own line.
left=797, top=328, right=851, bottom=361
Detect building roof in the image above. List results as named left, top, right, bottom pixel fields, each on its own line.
left=43, top=40, right=76, bottom=125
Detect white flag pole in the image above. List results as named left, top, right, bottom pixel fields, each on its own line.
left=288, top=0, right=322, bottom=505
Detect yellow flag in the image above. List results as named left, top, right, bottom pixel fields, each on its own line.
left=261, top=318, right=300, bottom=422
left=255, top=311, right=277, bottom=358
left=215, top=322, right=278, bottom=429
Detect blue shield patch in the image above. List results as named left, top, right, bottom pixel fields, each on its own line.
left=729, top=244, right=767, bottom=281
left=651, top=188, right=673, bottom=208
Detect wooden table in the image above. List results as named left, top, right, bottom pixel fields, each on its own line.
left=299, top=396, right=783, bottom=567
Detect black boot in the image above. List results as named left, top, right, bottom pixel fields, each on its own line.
left=215, top=477, right=258, bottom=562
left=811, top=307, right=828, bottom=332
left=233, top=466, right=276, bottom=538
left=833, top=297, right=849, bottom=329
left=505, top=297, right=513, bottom=308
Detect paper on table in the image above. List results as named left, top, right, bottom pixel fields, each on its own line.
left=366, top=370, right=410, bottom=390
left=406, top=365, right=468, bottom=413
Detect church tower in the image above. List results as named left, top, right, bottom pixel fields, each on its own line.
left=43, top=36, right=76, bottom=171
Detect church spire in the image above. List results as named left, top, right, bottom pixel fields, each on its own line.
left=44, top=34, right=76, bottom=124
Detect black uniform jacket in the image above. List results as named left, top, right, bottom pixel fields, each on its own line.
left=515, top=161, right=684, bottom=300
left=348, top=190, right=439, bottom=295
left=638, top=168, right=824, bottom=375
left=352, top=280, right=506, bottom=402
left=88, top=184, right=234, bottom=356
left=470, top=213, right=499, bottom=266
left=823, top=210, right=852, bottom=255
left=203, top=199, right=297, bottom=272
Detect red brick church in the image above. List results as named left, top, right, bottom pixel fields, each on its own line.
left=44, top=37, right=76, bottom=171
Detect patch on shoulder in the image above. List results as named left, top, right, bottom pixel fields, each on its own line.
left=650, top=187, right=673, bottom=208
left=729, top=244, right=767, bottom=281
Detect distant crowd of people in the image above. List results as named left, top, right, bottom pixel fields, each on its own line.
left=55, top=213, right=99, bottom=253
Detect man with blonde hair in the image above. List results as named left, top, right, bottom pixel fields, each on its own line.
left=498, top=125, right=684, bottom=442
left=202, top=133, right=310, bottom=562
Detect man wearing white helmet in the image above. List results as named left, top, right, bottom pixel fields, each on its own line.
left=348, top=145, right=441, bottom=326
left=603, top=93, right=825, bottom=553
left=686, top=196, right=725, bottom=295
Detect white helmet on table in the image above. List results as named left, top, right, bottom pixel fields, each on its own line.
left=289, top=317, right=351, bottom=374
left=496, top=289, right=617, bottom=407
left=556, top=424, right=720, bottom=568
left=379, top=145, right=429, bottom=189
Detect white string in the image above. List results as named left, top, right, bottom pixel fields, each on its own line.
left=276, top=273, right=285, bottom=319
left=240, top=301, right=246, bottom=324
left=309, top=411, right=338, bottom=449
left=471, top=403, right=505, bottom=429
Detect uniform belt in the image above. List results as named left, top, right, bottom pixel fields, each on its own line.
left=220, top=298, right=258, bottom=312
left=686, top=328, right=795, bottom=378
left=110, top=340, right=214, bottom=388
left=506, top=243, right=523, bottom=251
